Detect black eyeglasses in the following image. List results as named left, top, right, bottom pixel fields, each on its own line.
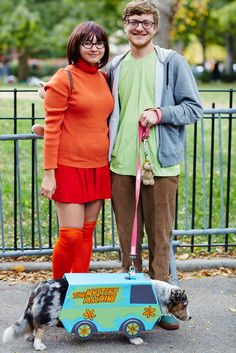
left=126, top=19, right=154, bottom=29
left=81, top=41, right=105, bottom=49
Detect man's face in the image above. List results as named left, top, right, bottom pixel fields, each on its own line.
left=124, top=13, right=157, bottom=49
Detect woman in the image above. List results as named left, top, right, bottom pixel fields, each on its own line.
left=40, top=22, right=114, bottom=279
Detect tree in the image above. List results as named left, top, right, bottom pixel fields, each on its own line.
left=172, top=0, right=236, bottom=72
left=46, top=0, right=127, bottom=56
left=0, top=1, right=42, bottom=80
left=0, top=0, right=75, bottom=80
left=216, top=1, right=236, bottom=74
left=0, top=0, right=126, bottom=80
left=172, top=0, right=216, bottom=67
left=153, top=0, right=178, bottom=49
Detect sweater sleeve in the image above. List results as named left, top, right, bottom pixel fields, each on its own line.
left=160, top=57, right=203, bottom=127
left=43, top=69, right=70, bottom=169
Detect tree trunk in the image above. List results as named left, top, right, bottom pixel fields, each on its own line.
left=153, top=0, right=176, bottom=48
left=200, top=34, right=207, bottom=69
left=18, top=52, right=29, bottom=81
left=224, top=33, right=234, bottom=75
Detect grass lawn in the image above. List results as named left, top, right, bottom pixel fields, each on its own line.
left=0, top=81, right=235, bottom=256
left=198, top=81, right=236, bottom=108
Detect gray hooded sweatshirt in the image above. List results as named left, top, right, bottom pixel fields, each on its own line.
left=108, top=45, right=203, bottom=168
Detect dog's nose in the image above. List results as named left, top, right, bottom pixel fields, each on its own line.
left=186, top=309, right=191, bottom=320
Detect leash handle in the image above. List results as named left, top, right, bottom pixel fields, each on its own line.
left=130, top=124, right=150, bottom=258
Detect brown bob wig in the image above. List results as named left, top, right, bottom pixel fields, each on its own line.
left=67, top=22, right=109, bottom=68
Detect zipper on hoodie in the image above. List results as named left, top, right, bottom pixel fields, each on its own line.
left=166, top=62, right=169, bottom=87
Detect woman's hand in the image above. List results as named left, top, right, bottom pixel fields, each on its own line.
left=41, top=169, right=56, bottom=200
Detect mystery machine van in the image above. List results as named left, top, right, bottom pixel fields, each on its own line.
left=59, top=272, right=162, bottom=340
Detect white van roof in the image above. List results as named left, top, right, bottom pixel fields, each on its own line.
left=64, top=273, right=152, bottom=286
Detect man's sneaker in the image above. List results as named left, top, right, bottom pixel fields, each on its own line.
left=32, top=124, right=44, bottom=137
left=157, top=314, right=180, bottom=330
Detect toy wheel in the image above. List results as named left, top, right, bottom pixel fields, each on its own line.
left=73, top=321, right=96, bottom=340
left=122, top=319, right=144, bottom=338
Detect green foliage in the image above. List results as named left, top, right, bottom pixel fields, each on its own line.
left=0, top=0, right=127, bottom=58
left=220, top=72, right=236, bottom=83
left=173, top=0, right=220, bottom=49
left=173, top=0, right=236, bottom=43
left=172, top=0, right=236, bottom=69
left=0, top=0, right=128, bottom=79
left=197, top=71, right=212, bottom=83
left=0, top=1, right=42, bottom=53
left=217, top=1, right=236, bottom=34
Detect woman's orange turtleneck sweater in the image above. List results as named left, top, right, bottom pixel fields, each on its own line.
left=43, top=60, right=114, bottom=170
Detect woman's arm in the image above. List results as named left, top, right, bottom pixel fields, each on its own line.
left=43, top=68, right=71, bottom=169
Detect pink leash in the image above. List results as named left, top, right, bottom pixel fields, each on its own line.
left=130, top=124, right=150, bottom=267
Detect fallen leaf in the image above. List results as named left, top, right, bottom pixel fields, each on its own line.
left=12, top=265, right=25, bottom=272
left=229, top=308, right=236, bottom=313
left=0, top=266, right=235, bottom=284
left=178, top=254, right=190, bottom=260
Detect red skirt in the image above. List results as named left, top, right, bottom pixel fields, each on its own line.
left=52, top=164, right=111, bottom=203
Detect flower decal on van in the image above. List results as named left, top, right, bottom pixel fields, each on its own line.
left=143, top=306, right=156, bottom=319
left=83, top=309, right=96, bottom=321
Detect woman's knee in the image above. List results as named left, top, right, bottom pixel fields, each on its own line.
left=84, top=200, right=102, bottom=222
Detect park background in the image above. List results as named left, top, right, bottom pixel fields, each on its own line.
left=0, top=0, right=235, bottom=274
left=0, top=0, right=235, bottom=83
left=0, top=6, right=235, bottom=353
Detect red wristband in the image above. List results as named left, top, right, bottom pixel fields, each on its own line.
left=144, top=107, right=162, bottom=125
left=155, top=108, right=162, bottom=124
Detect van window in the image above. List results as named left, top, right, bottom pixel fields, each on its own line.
left=130, top=285, right=157, bottom=304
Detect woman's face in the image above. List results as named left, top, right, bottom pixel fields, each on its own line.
left=79, top=36, right=105, bottom=66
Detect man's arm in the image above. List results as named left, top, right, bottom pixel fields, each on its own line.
left=159, top=58, right=203, bottom=126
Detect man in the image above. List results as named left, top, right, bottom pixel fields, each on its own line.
left=108, top=0, right=203, bottom=329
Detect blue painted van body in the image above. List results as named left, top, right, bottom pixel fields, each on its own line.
left=59, top=272, right=162, bottom=340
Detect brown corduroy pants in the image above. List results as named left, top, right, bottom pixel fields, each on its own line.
left=111, top=172, right=179, bottom=281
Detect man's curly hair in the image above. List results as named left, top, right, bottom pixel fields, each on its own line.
left=123, top=0, right=160, bottom=29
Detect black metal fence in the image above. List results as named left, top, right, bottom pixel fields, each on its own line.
left=0, top=88, right=236, bottom=258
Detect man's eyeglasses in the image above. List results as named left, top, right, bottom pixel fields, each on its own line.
left=126, top=19, right=154, bottom=29
left=81, top=41, right=105, bottom=49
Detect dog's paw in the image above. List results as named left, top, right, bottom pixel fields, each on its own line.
left=129, top=337, right=144, bottom=345
left=33, top=340, right=47, bottom=351
left=25, top=333, right=34, bottom=341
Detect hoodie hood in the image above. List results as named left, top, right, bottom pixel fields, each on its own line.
left=154, top=46, right=176, bottom=64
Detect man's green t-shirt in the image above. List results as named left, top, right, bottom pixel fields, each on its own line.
left=110, top=50, right=180, bottom=176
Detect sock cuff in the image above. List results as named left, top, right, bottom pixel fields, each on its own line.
left=59, top=227, right=83, bottom=241
left=60, top=227, right=83, bottom=232
left=83, top=221, right=96, bottom=231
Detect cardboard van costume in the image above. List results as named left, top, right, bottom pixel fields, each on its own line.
left=60, top=272, right=162, bottom=340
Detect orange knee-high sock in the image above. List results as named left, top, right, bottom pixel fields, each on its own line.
left=52, top=227, right=83, bottom=279
left=71, top=221, right=96, bottom=273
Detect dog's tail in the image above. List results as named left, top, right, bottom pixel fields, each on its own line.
left=2, top=311, right=32, bottom=343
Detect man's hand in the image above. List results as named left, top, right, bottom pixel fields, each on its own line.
left=139, top=109, right=158, bottom=128
left=41, top=169, right=56, bottom=200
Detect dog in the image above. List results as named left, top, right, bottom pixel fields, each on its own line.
left=2, top=278, right=190, bottom=350
left=130, top=279, right=191, bottom=345
left=2, top=279, right=68, bottom=351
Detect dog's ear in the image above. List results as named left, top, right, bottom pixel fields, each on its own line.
left=180, top=290, right=188, bottom=306
left=170, top=289, right=188, bottom=306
